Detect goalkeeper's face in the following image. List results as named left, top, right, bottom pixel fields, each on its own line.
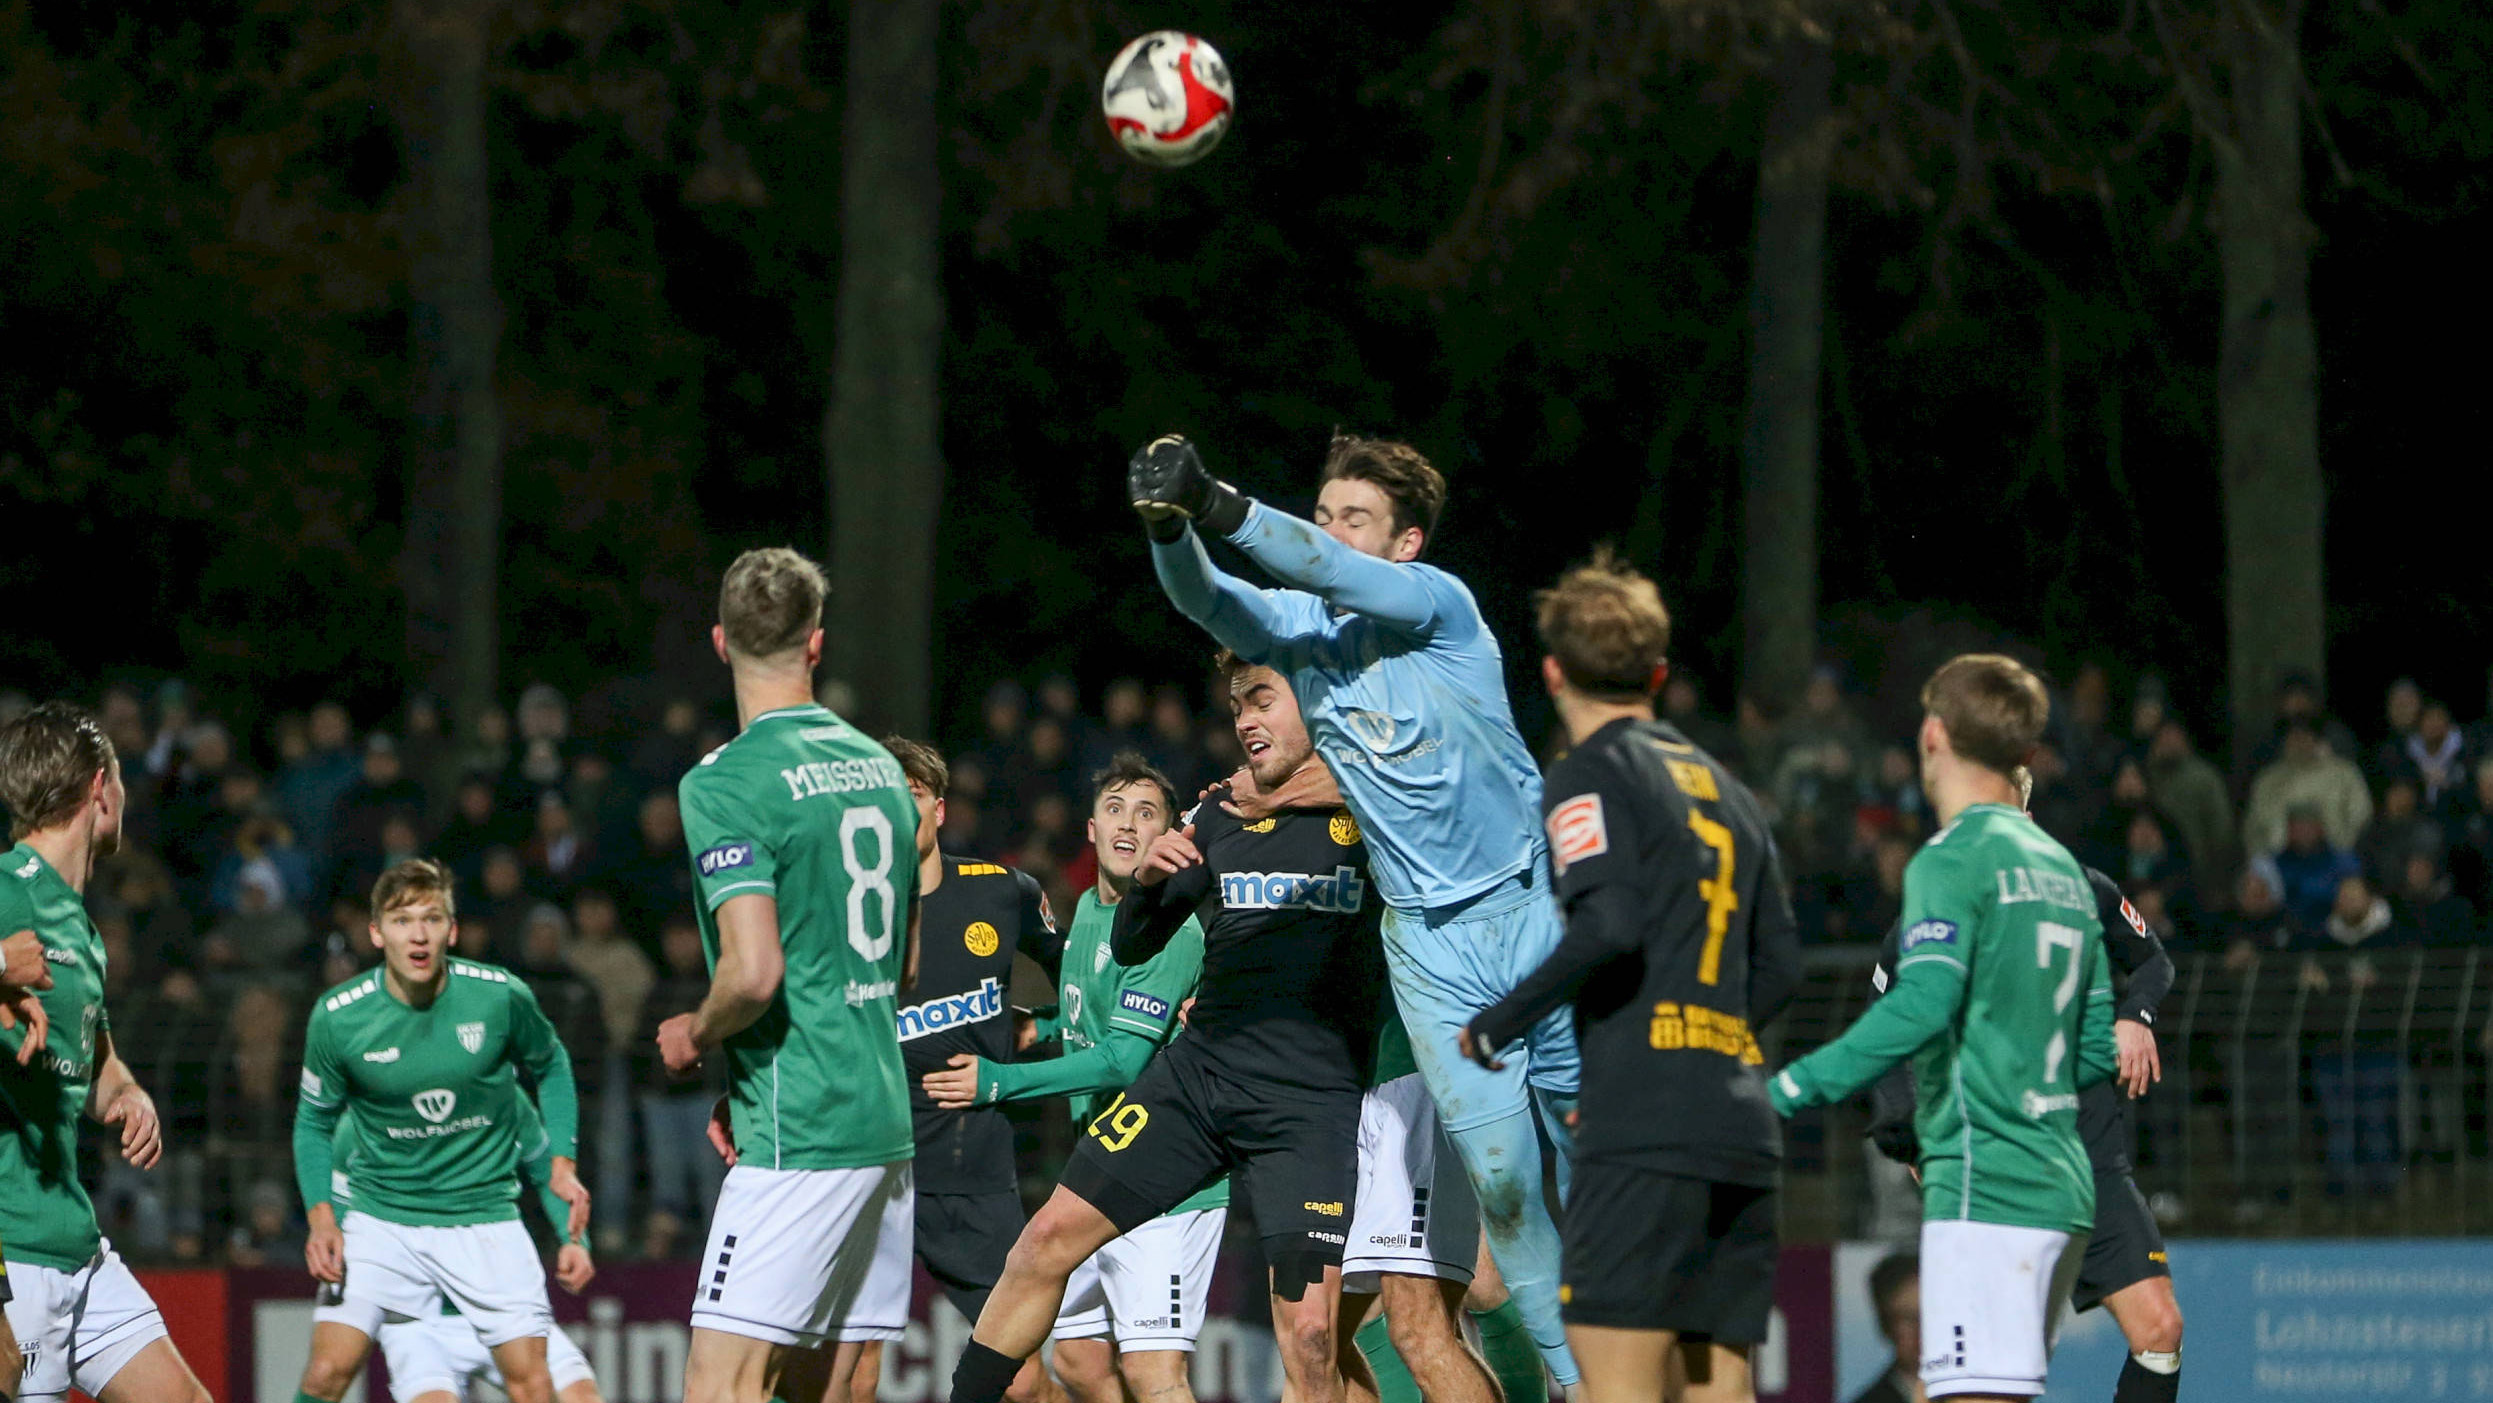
left=1229, top=665, right=1313, bottom=790
left=1088, top=781, right=1174, bottom=886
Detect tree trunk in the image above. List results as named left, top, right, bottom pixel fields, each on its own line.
left=397, top=0, right=504, bottom=732
left=824, top=0, right=943, bottom=738
left=2215, top=0, right=2322, bottom=761
left=1738, top=36, right=1833, bottom=712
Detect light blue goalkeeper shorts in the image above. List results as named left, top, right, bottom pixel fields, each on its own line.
left=1381, top=864, right=1581, bottom=1131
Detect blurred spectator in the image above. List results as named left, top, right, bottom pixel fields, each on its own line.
left=517, top=682, right=571, bottom=750
left=202, top=863, right=311, bottom=984
left=2055, top=662, right=2120, bottom=807
left=1850, top=1251, right=1921, bottom=1403
left=2127, top=675, right=2169, bottom=751
left=525, top=791, right=594, bottom=898
left=939, top=793, right=988, bottom=857
left=336, top=734, right=428, bottom=879
left=632, top=914, right=728, bottom=1257
left=1782, top=666, right=1871, bottom=775
left=210, top=984, right=299, bottom=1202
left=2391, top=848, right=2477, bottom=948
left=1036, top=675, right=1094, bottom=775
left=467, top=849, right=536, bottom=961
left=516, top=737, right=566, bottom=794
left=2244, top=672, right=2360, bottom=785
left=2145, top=718, right=2236, bottom=910
left=158, top=723, right=236, bottom=894
left=400, top=694, right=455, bottom=818
left=2113, top=811, right=2191, bottom=906
left=2244, top=718, right=2373, bottom=855
left=630, top=697, right=708, bottom=789
left=1734, top=694, right=1783, bottom=788
left=2224, top=858, right=2299, bottom=963
left=1010, top=716, right=1079, bottom=820
left=459, top=704, right=514, bottom=783
left=566, top=887, right=654, bottom=1055
left=1865, top=745, right=1929, bottom=837
left=2356, top=777, right=2437, bottom=886
left=1863, top=833, right=1915, bottom=938
left=2449, top=758, right=2493, bottom=911
left=1147, top=686, right=1210, bottom=798
left=2022, top=744, right=2088, bottom=847
left=1083, top=679, right=1151, bottom=778
left=333, top=812, right=425, bottom=915
left=968, top=682, right=1028, bottom=794
left=2273, top=808, right=2362, bottom=930
left=279, top=702, right=362, bottom=868
left=2402, top=701, right=2472, bottom=820
left=143, top=681, right=196, bottom=777
left=435, top=773, right=521, bottom=894
left=105, top=848, right=196, bottom=974
left=599, top=793, right=692, bottom=960
left=2308, top=874, right=2411, bottom=1199
left=211, top=807, right=313, bottom=915
left=2371, top=678, right=2424, bottom=784
left=2314, top=872, right=2411, bottom=953
left=225, top=1180, right=306, bottom=1268
left=1656, top=675, right=1733, bottom=766
left=2081, top=756, right=2158, bottom=874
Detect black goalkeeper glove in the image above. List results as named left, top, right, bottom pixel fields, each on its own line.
left=1128, top=434, right=1250, bottom=543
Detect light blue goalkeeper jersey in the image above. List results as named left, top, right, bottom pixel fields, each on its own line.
left=1152, top=501, right=1544, bottom=912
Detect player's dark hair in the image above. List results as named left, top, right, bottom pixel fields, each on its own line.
left=1319, top=433, right=1446, bottom=546
left=1869, top=1250, right=1919, bottom=1311
left=1535, top=548, right=1671, bottom=701
left=371, top=857, right=459, bottom=921
left=1089, top=750, right=1178, bottom=817
left=0, top=701, right=116, bottom=841
left=882, top=735, right=949, bottom=799
left=1921, top=654, right=2049, bottom=777
left=718, top=546, right=827, bottom=658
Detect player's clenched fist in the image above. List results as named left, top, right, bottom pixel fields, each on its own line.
left=1132, top=826, right=1203, bottom=887
left=1128, top=435, right=1250, bottom=541
left=305, top=1202, right=347, bottom=1283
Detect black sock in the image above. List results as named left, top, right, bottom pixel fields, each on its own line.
left=2114, top=1355, right=2180, bottom=1403
left=950, top=1339, right=1024, bottom=1403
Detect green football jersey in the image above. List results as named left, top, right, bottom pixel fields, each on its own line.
left=0, top=843, right=110, bottom=1270
left=295, top=959, right=579, bottom=1227
left=1895, top=805, right=2112, bottom=1232
left=334, top=1095, right=577, bottom=1244
left=680, top=704, right=918, bottom=1171
left=1057, top=890, right=1226, bottom=1214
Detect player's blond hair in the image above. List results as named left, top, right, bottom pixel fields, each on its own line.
left=1535, top=548, right=1672, bottom=700
left=1921, top=655, right=2049, bottom=777
left=718, top=547, right=827, bottom=659
left=0, top=702, right=115, bottom=841
left=370, top=857, right=458, bottom=920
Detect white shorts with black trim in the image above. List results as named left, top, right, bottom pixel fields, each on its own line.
left=1919, top=1219, right=2083, bottom=1399
left=1, top=1242, right=170, bottom=1402
left=379, top=1312, right=598, bottom=1399
left=1342, top=1073, right=1480, bottom=1294
left=689, top=1162, right=914, bottom=1349
left=1051, top=1207, right=1226, bottom=1351
left=318, top=1214, right=555, bottom=1350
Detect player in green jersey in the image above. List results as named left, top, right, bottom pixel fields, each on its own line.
left=1, top=927, right=47, bottom=1403
left=0, top=703, right=211, bottom=1403
left=925, top=755, right=1220, bottom=1403
left=653, top=549, right=921, bottom=1403
left=293, top=857, right=587, bottom=1403
left=1768, top=656, right=2115, bottom=1402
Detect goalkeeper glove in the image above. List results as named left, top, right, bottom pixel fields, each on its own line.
left=1128, top=434, right=1250, bottom=542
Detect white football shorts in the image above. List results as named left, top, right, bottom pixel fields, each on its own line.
left=1342, top=1073, right=1480, bottom=1294
left=1, top=1242, right=170, bottom=1402
left=1052, top=1206, right=1227, bottom=1351
left=689, top=1161, right=914, bottom=1349
left=1918, top=1218, right=2083, bottom=1398
left=379, top=1312, right=597, bottom=1400
left=320, top=1213, right=555, bottom=1349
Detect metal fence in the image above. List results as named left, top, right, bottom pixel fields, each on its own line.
left=1768, top=945, right=2493, bottom=1242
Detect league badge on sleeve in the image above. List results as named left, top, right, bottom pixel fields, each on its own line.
left=1547, top=794, right=1608, bottom=874
left=2118, top=896, right=2150, bottom=939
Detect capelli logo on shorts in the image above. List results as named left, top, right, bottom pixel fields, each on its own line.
left=699, top=844, right=754, bottom=876
left=1303, top=1201, right=1344, bottom=1217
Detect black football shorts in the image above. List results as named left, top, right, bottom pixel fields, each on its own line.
left=915, top=1188, right=1026, bottom=1324
left=1561, top=1161, right=1777, bottom=1341
left=2071, top=1172, right=2170, bottom=1313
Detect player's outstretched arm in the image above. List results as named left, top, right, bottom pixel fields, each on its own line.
left=1858, top=931, right=1923, bottom=1166
left=1464, top=776, right=1649, bottom=1066
left=926, top=1017, right=1159, bottom=1108
left=1220, top=500, right=1459, bottom=637
left=1149, top=518, right=1300, bottom=659
left=1770, top=954, right=1967, bottom=1114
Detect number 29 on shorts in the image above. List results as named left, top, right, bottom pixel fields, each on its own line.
left=1087, top=1093, right=1149, bottom=1152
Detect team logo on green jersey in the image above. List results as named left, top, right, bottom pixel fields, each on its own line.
left=414, top=1089, right=458, bottom=1122
left=457, top=1021, right=485, bottom=1053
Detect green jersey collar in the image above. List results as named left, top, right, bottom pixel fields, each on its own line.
left=747, top=704, right=834, bottom=727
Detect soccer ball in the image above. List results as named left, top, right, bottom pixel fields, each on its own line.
left=1101, top=31, right=1234, bottom=168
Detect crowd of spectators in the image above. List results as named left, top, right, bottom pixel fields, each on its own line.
left=6, top=656, right=2486, bottom=1260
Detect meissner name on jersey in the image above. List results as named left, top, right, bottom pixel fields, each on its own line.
left=897, top=977, right=1006, bottom=1042
left=1220, top=866, right=1366, bottom=913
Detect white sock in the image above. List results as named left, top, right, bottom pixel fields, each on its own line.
left=2131, top=1348, right=2181, bottom=1374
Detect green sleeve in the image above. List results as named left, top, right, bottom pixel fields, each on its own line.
left=293, top=1011, right=346, bottom=1212
left=2075, top=936, right=2117, bottom=1090
left=1771, top=846, right=1972, bottom=1114
left=1101, top=916, right=1202, bottom=1044
left=680, top=772, right=780, bottom=911
left=509, top=1096, right=576, bottom=1247
left=1028, top=1005, right=1063, bottom=1044
left=978, top=1025, right=1158, bottom=1105
left=508, top=979, right=580, bottom=1158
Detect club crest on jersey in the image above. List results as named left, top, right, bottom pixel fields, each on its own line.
left=1095, top=943, right=1113, bottom=973
left=1343, top=709, right=1399, bottom=751
left=1329, top=811, right=1361, bottom=846
left=457, top=1021, right=485, bottom=1054
left=1547, top=794, right=1608, bottom=874
left=1119, top=989, right=1171, bottom=1025
left=414, top=1088, right=458, bottom=1123
left=1221, top=866, right=1367, bottom=913
left=698, top=843, right=754, bottom=876
left=896, top=977, right=1005, bottom=1041
left=1903, top=919, right=1958, bottom=951
left=965, top=921, right=1000, bottom=957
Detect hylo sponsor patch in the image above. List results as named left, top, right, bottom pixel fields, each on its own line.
left=1902, top=918, right=1958, bottom=950
left=698, top=843, right=753, bottom=876
left=1118, top=989, right=1171, bottom=1022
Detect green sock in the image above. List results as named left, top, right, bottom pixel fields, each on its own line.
left=298, top=1392, right=336, bottom=1403
left=1470, top=1301, right=1547, bottom=1403
left=1357, top=1313, right=1424, bottom=1403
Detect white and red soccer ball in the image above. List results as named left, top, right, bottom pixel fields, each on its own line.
left=1101, top=31, right=1234, bottom=168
